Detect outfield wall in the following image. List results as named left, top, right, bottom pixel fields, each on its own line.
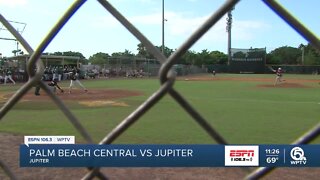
left=266, top=65, right=320, bottom=74
left=207, top=64, right=320, bottom=74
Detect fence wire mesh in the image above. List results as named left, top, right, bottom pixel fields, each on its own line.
left=0, top=0, right=319, bottom=179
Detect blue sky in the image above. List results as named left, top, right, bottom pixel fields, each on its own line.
left=0, top=0, right=319, bottom=59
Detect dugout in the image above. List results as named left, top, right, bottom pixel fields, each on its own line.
left=6, top=54, right=81, bottom=67
left=101, top=56, right=159, bottom=77
left=229, top=48, right=266, bottom=73
left=5, top=54, right=81, bottom=81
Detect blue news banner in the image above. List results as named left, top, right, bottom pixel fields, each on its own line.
left=20, top=144, right=320, bottom=167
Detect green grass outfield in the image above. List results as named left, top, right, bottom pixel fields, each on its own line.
left=0, top=73, right=319, bottom=144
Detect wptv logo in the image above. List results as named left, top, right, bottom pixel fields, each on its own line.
left=290, top=147, right=307, bottom=165
left=225, top=146, right=259, bottom=166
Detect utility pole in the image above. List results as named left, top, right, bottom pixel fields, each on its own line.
left=162, top=0, right=165, bottom=54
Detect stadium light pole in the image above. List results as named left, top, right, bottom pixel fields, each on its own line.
left=226, top=6, right=234, bottom=66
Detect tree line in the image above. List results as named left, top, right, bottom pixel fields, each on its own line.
left=45, top=43, right=320, bottom=66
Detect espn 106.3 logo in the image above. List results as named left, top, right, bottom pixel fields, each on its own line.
left=225, top=145, right=259, bottom=166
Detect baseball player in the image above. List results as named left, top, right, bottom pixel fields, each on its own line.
left=4, top=68, right=16, bottom=85
left=270, top=67, right=284, bottom=86
left=48, top=79, right=64, bottom=94
left=68, top=67, right=87, bottom=94
left=212, top=70, right=216, bottom=76
left=0, top=67, right=4, bottom=83
left=34, top=75, right=44, bottom=96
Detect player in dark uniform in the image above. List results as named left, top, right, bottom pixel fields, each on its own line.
left=34, top=75, right=43, bottom=96
left=212, top=70, right=216, bottom=76
left=0, top=67, right=4, bottom=83
left=48, top=79, right=64, bottom=93
left=35, top=77, right=64, bottom=95
left=4, top=68, right=16, bottom=85
left=68, top=67, right=87, bottom=94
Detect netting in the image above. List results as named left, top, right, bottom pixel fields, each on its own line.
left=0, top=0, right=319, bottom=179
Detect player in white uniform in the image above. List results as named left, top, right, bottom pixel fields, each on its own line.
left=272, top=67, right=284, bottom=86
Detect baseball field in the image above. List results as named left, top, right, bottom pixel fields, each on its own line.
left=0, top=73, right=319, bottom=179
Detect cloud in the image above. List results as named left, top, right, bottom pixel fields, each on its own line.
left=136, top=0, right=153, bottom=3
left=165, top=12, right=209, bottom=36
left=130, top=12, right=162, bottom=25
left=125, top=11, right=269, bottom=41
left=90, top=11, right=162, bottom=30
left=90, top=15, right=121, bottom=29
left=0, top=0, right=27, bottom=7
left=165, top=13, right=270, bottom=43
left=90, top=9, right=270, bottom=49
left=233, top=20, right=270, bottom=40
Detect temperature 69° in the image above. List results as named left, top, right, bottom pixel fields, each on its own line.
left=266, top=157, right=278, bottom=163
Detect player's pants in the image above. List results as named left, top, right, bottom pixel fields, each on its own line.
left=69, top=80, right=86, bottom=91
left=274, top=75, right=282, bottom=85
left=35, top=85, right=40, bottom=95
left=4, top=75, right=15, bottom=85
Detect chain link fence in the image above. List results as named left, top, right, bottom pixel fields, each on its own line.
left=0, top=0, right=319, bottom=179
